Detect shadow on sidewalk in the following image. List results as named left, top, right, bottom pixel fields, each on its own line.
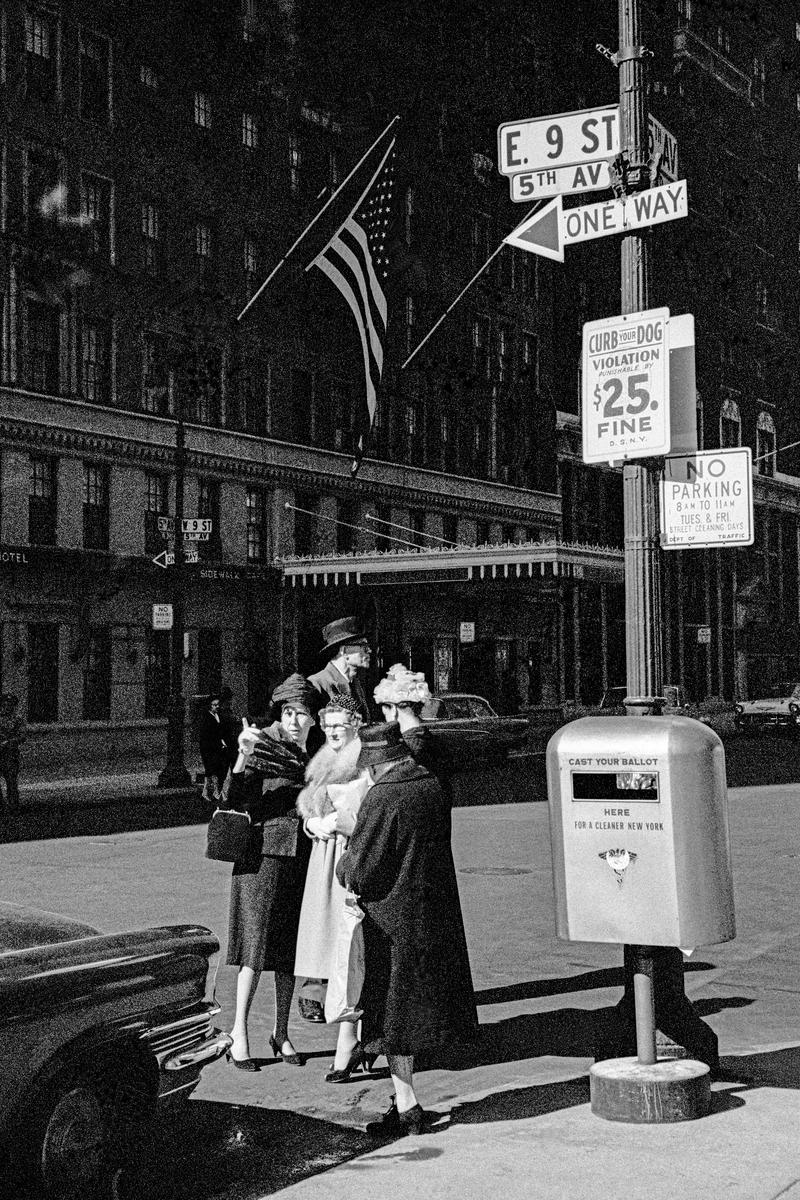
left=719, top=1045, right=800, bottom=1090
left=474, top=960, right=716, bottom=1006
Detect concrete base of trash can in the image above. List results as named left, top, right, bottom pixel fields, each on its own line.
left=590, top=1056, right=711, bottom=1123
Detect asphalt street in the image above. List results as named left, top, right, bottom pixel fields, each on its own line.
left=3, top=779, right=800, bottom=1198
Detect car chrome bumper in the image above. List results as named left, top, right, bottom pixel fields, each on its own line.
left=164, top=1030, right=231, bottom=1071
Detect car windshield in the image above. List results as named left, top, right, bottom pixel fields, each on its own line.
left=421, top=699, right=446, bottom=720
left=768, top=683, right=798, bottom=698
left=467, top=698, right=495, bottom=719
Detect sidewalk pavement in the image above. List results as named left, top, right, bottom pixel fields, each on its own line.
left=187, top=782, right=800, bottom=1200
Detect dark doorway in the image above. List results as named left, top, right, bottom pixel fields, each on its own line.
left=28, top=622, right=59, bottom=723
left=197, top=627, right=222, bottom=695
left=457, top=639, right=496, bottom=702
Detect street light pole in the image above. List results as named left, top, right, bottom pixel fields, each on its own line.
left=158, top=362, right=191, bottom=789
left=613, top=0, right=717, bottom=1068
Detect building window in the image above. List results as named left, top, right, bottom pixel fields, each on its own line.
left=336, top=497, right=358, bottom=554
left=521, top=332, right=538, bottom=391
left=471, top=212, right=490, bottom=269
left=139, top=64, right=158, bottom=90
left=242, top=112, right=258, bottom=149
left=25, top=8, right=56, bottom=102
left=141, top=202, right=160, bottom=272
left=497, top=325, right=513, bottom=384
left=293, top=491, right=318, bottom=556
left=83, top=462, right=109, bottom=550
left=720, top=398, right=741, bottom=448
left=241, top=0, right=258, bottom=41
left=26, top=146, right=60, bottom=238
left=144, top=472, right=168, bottom=556
left=29, top=455, right=57, bottom=545
left=246, top=487, right=270, bottom=562
left=289, top=134, right=301, bottom=196
left=472, top=317, right=490, bottom=379
left=142, top=334, right=169, bottom=415
left=83, top=627, right=111, bottom=719
left=28, top=622, right=59, bottom=723
left=195, top=221, right=212, bottom=258
left=331, top=381, right=352, bottom=451
left=198, top=478, right=221, bottom=559
left=80, top=319, right=110, bottom=404
left=81, top=173, right=112, bottom=259
left=476, top=520, right=491, bottom=545
left=756, top=412, right=776, bottom=477
left=442, top=514, right=459, bottom=545
left=80, top=31, right=110, bottom=123
left=405, top=295, right=415, bottom=357
left=194, top=90, right=211, bottom=128
left=144, top=630, right=170, bottom=717
left=186, top=346, right=221, bottom=425
left=25, top=298, right=60, bottom=393
left=374, top=501, right=392, bottom=551
left=409, top=507, right=426, bottom=548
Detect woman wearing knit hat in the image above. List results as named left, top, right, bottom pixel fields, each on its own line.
left=224, top=673, right=317, bottom=1069
left=294, top=694, right=373, bottom=1082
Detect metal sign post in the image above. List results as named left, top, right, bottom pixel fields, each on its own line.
left=588, top=0, right=717, bottom=1125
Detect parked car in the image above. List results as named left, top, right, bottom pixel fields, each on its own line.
left=420, top=693, right=529, bottom=765
left=0, top=902, right=229, bottom=1198
left=734, top=683, right=800, bottom=733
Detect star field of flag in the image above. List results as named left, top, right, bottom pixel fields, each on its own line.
left=311, top=138, right=396, bottom=475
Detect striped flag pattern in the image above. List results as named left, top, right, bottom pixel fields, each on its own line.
left=310, top=139, right=396, bottom=475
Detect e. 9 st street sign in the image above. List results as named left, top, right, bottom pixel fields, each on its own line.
left=582, top=308, right=670, bottom=464
left=498, top=105, right=618, bottom=176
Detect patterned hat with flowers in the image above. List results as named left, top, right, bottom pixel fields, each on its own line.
left=373, top=664, right=432, bottom=706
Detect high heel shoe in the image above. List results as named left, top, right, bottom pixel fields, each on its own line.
left=365, top=1096, right=431, bottom=1138
left=325, top=1040, right=369, bottom=1083
left=268, top=1034, right=305, bottom=1066
left=225, top=1049, right=259, bottom=1072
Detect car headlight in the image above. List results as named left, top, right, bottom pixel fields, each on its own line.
left=735, top=704, right=744, bottom=714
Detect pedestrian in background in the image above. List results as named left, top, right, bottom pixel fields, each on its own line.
left=299, top=614, right=373, bottom=1022
left=197, top=694, right=230, bottom=802
left=0, top=694, right=25, bottom=819
left=224, top=673, right=316, bottom=1069
left=294, top=695, right=372, bottom=1082
left=217, top=685, right=239, bottom=778
left=337, top=722, right=478, bottom=1137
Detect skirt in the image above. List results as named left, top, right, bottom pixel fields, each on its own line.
left=226, top=839, right=311, bottom=973
left=294, top=833, right=348, bottom=978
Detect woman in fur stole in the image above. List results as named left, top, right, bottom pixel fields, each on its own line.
left=294, top=694, right=371, bottom=1081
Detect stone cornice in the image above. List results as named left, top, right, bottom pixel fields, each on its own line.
left=0, top=389, right=562, bottom=523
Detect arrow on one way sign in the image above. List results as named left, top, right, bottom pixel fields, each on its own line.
left=504, top=180, right=688, bottom=261
left=152, top=550, right=174, bottom=568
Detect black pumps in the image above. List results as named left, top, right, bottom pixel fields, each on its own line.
left=365, top=1097, right=431, bottom=1137
left=325, top=1040, right=377, bottom=1083
left=225, top=1049, right=259, bottom=1072
left=269, top=1034, right=305, bottom=1066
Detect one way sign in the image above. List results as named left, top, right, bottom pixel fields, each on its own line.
left=504, top=180, right=688, bottom=261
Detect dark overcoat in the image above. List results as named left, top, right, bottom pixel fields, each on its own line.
left=307, top=661, right=371, bottom=723
left=337, top=758, right=478, bottom=1057
left=225, top=723, right=310, bottom=974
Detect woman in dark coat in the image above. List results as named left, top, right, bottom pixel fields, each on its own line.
left=225, top=673, right=317, bottom=1069
left=337, top=722, right=478, bottom=1136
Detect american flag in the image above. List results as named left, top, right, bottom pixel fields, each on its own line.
left=310, top=139, right=396, bottom=475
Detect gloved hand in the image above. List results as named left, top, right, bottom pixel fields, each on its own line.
left=306, top=815, right=333, bottom=841
left=238, top=719, right=262, bottom=757
left=319, top=811, right=338, bottom=836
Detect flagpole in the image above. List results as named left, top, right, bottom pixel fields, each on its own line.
left=237, top=114, right=400, bottom=322
left=400, top=202, right=544, bottom=370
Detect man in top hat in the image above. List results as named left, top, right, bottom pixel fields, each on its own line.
left=308, top=615, right=372, bottom=725
left=299, top=616, right=373, bottom=1021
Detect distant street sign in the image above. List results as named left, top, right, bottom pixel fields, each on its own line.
left=183, top=531, right=210, bottom=541
left=505, top=180, right=688, bottom=261
left=648, top=114, right=679, bottom=184
left=582, top=308, right=671, bottom=463
left=184, top=547, right=200, bottom=564
left=509, top=159, right=610, bottom=202
left=182, top=518, right=212, bottom=534
left=697, top=626, right=712, bottom=645
left=152, top=550, right=174, bottom=568
left=152, top=603, right=173, bottom=630
left=498, top=105, right=618, bottom=177
left=660, top=447, right=754, bottom=550
left=157, top=516, right=175, bottom=533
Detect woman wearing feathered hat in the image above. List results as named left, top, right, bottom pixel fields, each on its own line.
left=374, top=664, right=450, bottom=780
left=294, top=694, right=374, bottom=1082
left=224, top=673, right=317, bottom=1069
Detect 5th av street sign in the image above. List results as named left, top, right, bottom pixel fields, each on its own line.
left=660, top=448, right=754, bottom=549
left=504, top=180, right=688, bottom=261
left=582, top=308, right=671, bottom=464
left=506, top=113, right=678, bottom=202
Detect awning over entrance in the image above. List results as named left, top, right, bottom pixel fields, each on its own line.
left=277, top=540, right=624, bottom=588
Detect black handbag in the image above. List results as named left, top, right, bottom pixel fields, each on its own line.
left=205, top=806, right=254, bottom=863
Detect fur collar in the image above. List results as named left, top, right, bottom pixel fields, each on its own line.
left=296, top=737, right=362, bottom=820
